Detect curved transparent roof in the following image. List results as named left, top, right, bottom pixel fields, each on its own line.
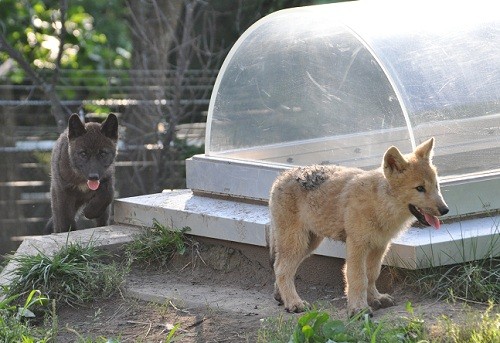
left=206, top=0, right=499, bottom=178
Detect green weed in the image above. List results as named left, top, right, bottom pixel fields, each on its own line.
left=257, top=314, right=299, bottom=343
left=288, top=310, right=356, bottom=343
left=258, top=302, right=427, bottom=343
left=399, top=257, right=500, bottom=304
left=0, top=289, right=53, bottom=342
left=431, top=302, right=499, bottom=343
left=5, top=240, right=126, bottom=307
left=125, top=220, right=191, bottom=268
left=392, top=216, right=500, bottom=304
left=258, top=301, right=499, bottom=343
left=164, top=323, right=182, bottom=342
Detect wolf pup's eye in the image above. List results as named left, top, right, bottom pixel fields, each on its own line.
left=415, top=185, right=426, bottom=193
left=98, top=150, right=108, bottom=159
left=79, top=151, right=88, bottom=158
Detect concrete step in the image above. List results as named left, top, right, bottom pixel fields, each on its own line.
left=0, top=225, right=142, bottom=290
left=114, top=190, right=500, bottom=269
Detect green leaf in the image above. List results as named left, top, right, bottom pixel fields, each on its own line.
left=322, top=320, right=347, bottom=336
left=405, top=300, right=414, bottom=315
left=298, top=310, right=318, bottom=327
left=301, top=325, right=314, bottom=339
left=0, top=292, right=20, bottom=310
left=17, top=307, right=36, bottom=319
left=312, top=311, right=329, bottom=331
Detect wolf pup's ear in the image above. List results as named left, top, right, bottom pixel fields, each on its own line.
left=414, top=137, right=434, bottom=160
left=101, top=113, right=119, bottom=141
left=383, top=146, right=408, bottom=177
left=68, top=114, right=86, bottom=140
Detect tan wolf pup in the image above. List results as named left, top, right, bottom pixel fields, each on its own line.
left=268, top=138, right=449, bottom=316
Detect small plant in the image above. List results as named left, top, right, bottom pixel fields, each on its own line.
left=289, top=310, right=355, bottom=343
left=258, top=303, right=428, bottom=343
left=399, top=257, right=500, bottom=304
left=165, top=323, right=181, bottom=342
left=0, top=289, right=52, bottom=342
left=5, top=240, right=126, bottom=307
left=125, top=220, right=191, bottom=268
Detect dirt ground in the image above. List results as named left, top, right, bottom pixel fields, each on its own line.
left=53, top=241, right=487, bottom=342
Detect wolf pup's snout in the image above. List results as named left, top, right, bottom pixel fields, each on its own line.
left=439, top=206, right=449, bottom=216
left=87, top=173, right=100, bottom=191
left=88, top=173, right=99, bottom=181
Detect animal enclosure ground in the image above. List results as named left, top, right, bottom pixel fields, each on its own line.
left=53, top=242, right=492, bottom=342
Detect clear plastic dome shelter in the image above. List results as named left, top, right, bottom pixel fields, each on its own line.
left=112, top=0, right=499, bottom=270
left=188, top=0, right=500, bottom=216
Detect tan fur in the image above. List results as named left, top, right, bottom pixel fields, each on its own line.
left=268, top=138, right=448, bottom=316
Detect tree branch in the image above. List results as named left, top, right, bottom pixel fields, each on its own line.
left=51, top=0, right=68, bottom=88
left=0, top=9, right=70, bottom=132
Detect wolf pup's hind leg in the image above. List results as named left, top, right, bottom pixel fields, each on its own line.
left=273, top=228, right=323, bottom=313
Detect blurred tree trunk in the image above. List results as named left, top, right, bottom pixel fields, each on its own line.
left=124, top=0, right=184, bottom=146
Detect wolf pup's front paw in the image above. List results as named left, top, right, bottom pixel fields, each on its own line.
left=369, top=293, right=395, bottom=310
left=83, top=206, right=102, bottom=219
left=348, top=306, right=373, bottom=319
left=273, top=288, right=283, bottom=305
left=285, top=299, right=310, bottom=313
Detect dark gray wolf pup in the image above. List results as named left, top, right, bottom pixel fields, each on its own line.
left=45, top=113, right=119, bottom=233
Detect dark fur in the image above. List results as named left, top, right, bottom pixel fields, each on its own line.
left=45, top=113, right=119, bottom=233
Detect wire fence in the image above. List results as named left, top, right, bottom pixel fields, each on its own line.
left=0, top=68, right=214, bottom=255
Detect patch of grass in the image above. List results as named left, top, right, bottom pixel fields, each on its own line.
left=391, top=216, right=500, bottom=304
left=257, top=314, right=297, bottom=343
left=397, top=257, right=500, bottom=304
left=430, top=302, right=499, bottom=343
left=0, top=289, right=53, bottom=342
left=125, top=220, right=191, bottom=268
left=257, top=302, right=426, bottom=343
left=4, top=240, right=127, bottom=307
left=258, top=302, right=499, bottom=343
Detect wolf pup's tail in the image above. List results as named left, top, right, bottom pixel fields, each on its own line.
left=44, top=217, right=54, bottom=234
left=267, top=219, right=276, bottom=270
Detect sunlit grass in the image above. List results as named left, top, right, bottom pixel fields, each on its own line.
left=257, top=301, right=499, bottom=343
left=257, top=302, right=426, bottom=343
left=402, top=257, right=500, bottom=304
left=429, top=302, right=499, bottom=343
left=0, top=289, right=53, bottom=342
left=4, top=240, right=127, bottom=307
left=124, top=219, right=191, bottom=269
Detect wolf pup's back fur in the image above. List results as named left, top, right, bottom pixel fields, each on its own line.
left=45, top=113, right=119, bottom=233
left=269, top=138, right=449, bottom=317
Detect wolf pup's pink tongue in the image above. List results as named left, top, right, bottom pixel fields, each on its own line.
left=87, top=180, right=100, bottom=191
left=424, top=213, right=441, bottom=230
